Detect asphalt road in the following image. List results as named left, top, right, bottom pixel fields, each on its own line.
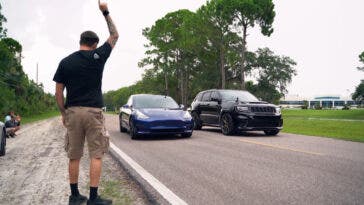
left=105, top=114, right=364, bottom=205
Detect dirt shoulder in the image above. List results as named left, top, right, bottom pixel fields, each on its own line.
left=0, top=117, right=148, bottom=205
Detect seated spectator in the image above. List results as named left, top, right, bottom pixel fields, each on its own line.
left=4, top=112, right=20, bottom=138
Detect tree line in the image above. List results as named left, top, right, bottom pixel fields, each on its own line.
left=104, top=0, right=297, bottom=110
left=0, top=3, right=56, bottom=117
left=352, top=51, right=364, bottom=105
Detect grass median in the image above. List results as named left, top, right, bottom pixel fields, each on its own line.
left=282, top=109, right=364, bottom=142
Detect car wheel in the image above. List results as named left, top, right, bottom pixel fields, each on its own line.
left=129, top=119, right=139, bottom=140
left=182, top=133, right=192, bottom=138
left=264, top=130, right=280, bottom=136
left=0, top=128, right=6, bottom=157
left=119, top=114, right=127, bottom=133
left=191, top=112, right=202, bottom=130
left=220, top=113, right=235, bottom=135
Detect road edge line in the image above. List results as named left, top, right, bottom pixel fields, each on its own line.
left=109, top=142, right=188, bottom=205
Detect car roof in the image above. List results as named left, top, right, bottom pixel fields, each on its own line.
left=131, top=94, right=172, bottom=98
left=199, top=89, right=250, bottom=93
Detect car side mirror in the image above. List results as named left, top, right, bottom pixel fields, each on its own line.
left=122, top=104, right=130, bottom=109
left=180, top=104, right=185, bottom=110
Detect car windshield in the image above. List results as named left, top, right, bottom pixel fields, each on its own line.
left=219, top=90, right=259, bottom=102
left=133, top=95, right=180, bottom=109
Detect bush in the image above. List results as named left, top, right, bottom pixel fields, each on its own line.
left=342, top=104, right=350, bottom=110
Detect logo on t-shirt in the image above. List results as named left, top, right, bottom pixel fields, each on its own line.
left=93, top=53, right=100, bottom=60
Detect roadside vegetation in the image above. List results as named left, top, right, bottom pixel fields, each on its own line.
left=282, top=109, right=364, bottom=142
left=0, top=3, right=57, bottom=118
left=21, top=110, right=60, bottom=125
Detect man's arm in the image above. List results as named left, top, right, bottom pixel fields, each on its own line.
left=55, top=83, right=66, bottom=126
left=99, top=0, right=119, bottom=48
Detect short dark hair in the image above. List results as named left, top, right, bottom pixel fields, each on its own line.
left=80, top=31, right=99, bottom=47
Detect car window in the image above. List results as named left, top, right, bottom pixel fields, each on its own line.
left=201, top=92, right=211, bottom=102
left=220, top=90, right=259, bottom=102
left=127, top=97, right=133, bottom=106
left=133, top=95, right=179, bottom=109
left=194, top=92, right=203, bottom=102
left=211, top=91, right=220, bottom=100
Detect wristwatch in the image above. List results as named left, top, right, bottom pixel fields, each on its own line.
left=103, top=10, right=109, bottom=16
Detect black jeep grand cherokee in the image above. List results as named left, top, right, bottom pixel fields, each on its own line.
left=191, top=89, right=283, bottom=136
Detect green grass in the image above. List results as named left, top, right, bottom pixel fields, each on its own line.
left=105, top=111, right=118, bottom=115
left=282, top=109, right=364, bottom=142
left=21, top=110, right=60, bottom=125
left=99, top=180, right=133, bottom=205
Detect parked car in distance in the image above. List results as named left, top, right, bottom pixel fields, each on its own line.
left=191, top=89, right=283, bottom=136
left=119, top=94, right=194, bottom=139
left=0, top=121, right=6, bottom=156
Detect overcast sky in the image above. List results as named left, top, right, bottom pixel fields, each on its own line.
left=2, top=0, right=364, bottom=98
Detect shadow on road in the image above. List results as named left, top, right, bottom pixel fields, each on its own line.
left=201, top=127, right=280, bottom=138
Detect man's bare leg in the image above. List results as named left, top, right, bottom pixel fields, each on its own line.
left=90, top=158, right=102, bottom=187
left=69, top=159, right=80, bottom=184
left=68, top=159, right=87, bottom=202
left=89, top=158, right=102, bottom=201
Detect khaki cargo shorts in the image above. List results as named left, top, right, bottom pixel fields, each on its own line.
left=64, top=107, right=109, bottom=159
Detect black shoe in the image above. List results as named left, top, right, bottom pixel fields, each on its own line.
left=87, top=195, right=112, bottom=205
left=69, top=194, right=88, bottom=205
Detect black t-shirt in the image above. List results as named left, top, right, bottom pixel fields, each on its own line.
left=53, top=42, right=112, bottom=108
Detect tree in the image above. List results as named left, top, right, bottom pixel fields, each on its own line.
left=0, top=3, right=7, bottom=38
left=245, top=48, right=297, bottom=103
left=218, top=0, right=275, bottom=89
left=140, top=10, right=203, bottom=105
left=0, top=2, right=56, bottom=116
left=358, top=51, right=364, bottom=71
left=352, top=81, right=364, bottom=105
left=197, top=0, right=241, bottom=89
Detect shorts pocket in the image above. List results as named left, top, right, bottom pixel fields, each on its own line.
left=101, top=127, right=110, bottom=153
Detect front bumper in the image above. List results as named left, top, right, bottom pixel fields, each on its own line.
left=234, top=114, right=283, bottom=131
left=134, top=119, right=194, bottom=135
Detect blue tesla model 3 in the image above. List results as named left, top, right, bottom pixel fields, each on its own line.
left=119, top=94, right=194, bottom=139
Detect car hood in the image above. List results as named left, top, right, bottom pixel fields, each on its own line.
left=137, top=108, right=189, bottom=120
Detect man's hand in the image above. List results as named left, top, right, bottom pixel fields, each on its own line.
left=61, top=114, right=66, bottom=127
left=98, top=0, right=108, bottom=12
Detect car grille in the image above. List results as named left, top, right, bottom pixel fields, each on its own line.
left=250, top=106, right=275, bottom=113
left=150, top=120, right=185, bottom=127
left=151, top=128, right=185, bottom=133
left=247, top=116, right=282, bottom=127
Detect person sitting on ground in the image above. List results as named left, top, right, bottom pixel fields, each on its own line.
left=4, top=111, right=14, bottom=123
left=15, top=115, right=21, bottom=127
left=5, top=114, right=20, bottom=138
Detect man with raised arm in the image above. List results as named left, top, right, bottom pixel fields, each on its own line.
left=53, top=1, right=118, bottom=204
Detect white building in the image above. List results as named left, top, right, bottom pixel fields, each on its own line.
left=279, top=95, right=357, bottom=109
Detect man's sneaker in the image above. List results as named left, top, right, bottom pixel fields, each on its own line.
left=87, top=195, right=112, bottom=205
left=69, top=194, right=88, bottom=205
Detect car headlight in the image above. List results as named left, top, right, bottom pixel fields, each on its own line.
left=183, top=111, right=192, bottom=119
left=236, top=106, right=249, bottom=112
left=135, top=110, right=149, bottom=119
left=275, top=107, right=281, bottom=115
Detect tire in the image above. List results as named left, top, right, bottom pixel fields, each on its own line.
left=0, top=128, right=6, bottom=157
left=119, top=114, right=127, bottom=133
left=264, top=130, right=280, bottom=136
left=129, top=119, right=139, bottom=140
left=220, top=113, right=236, bottom=136
left=191, top=112, right=202, bottom=130
left=182, top=133, right=192, bottom=138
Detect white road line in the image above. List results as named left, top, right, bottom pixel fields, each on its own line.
left=110, top=143, right=188, bottom=205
